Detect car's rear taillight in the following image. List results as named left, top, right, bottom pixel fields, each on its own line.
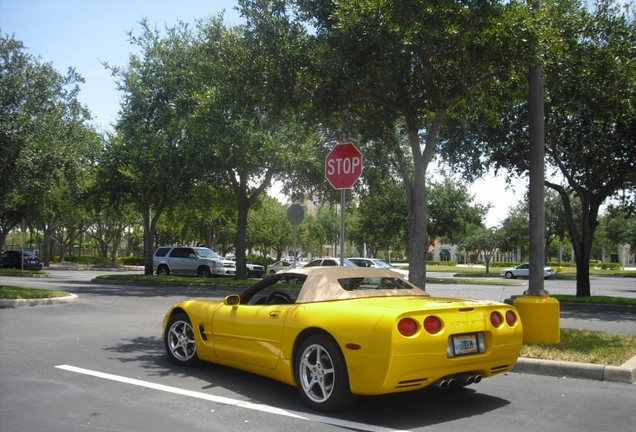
left=505, top=310, right=517, bottom=326
left=423, top=316, right=442, bottom=334
left=397, top=318, right=418, bottom=336
left=490, top=311, right=503, bottom=328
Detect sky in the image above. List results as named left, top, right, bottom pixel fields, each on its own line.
left=1, top=0, right=526, bottom=227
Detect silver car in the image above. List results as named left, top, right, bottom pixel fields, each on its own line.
left=153, top=246, right=235, bottom=277
left=500, top=263, right=555, bottom=279
left=348, top=257, right=409, bottom=280
left=266, top=260, right=303, bottom=275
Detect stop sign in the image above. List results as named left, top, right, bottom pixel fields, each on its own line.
left=325, top=142, right=363, bottom=189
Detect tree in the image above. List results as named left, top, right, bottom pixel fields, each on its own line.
left=349, top=177, right=407, bottom=258
left=499, top=201, right=530, bottom=262
left=451, top=0, right=636, bottom=296
left=284, top=0, right=538, bottom=288
left=103, top=20, right=204, bottom=274
left=0, top=34, right=95, bottom=251
left=460, top=227, right=503, bottom=274
left=189, top=11, right=319, bottom=278
left=427, top=177, right=489, bottom=245
left=247, top=195, right=293, bottom=261
left=605, top=211, right=636, bottom=252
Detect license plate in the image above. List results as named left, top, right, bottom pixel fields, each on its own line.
left=453, top=334, right=479, bottom=355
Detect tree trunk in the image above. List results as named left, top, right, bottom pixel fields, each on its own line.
left=549, top=182, right=601, bottom=297
left=399, top=111, right=444, bottom=289
left=141, top=202, right=157, bottom=275
left=234, top=195, right=249, bottom=280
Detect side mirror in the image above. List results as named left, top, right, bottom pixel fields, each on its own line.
left=223, top=294, right=240, bottom=307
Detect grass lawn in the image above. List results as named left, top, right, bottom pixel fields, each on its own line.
left=0, top=285, right=70, bottom=299
left=521, top=328, right=636, bottom=366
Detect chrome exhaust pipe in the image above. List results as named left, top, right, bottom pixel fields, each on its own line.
left=457, top=374, right=475, bottom=386
left=447, top=378, right=458, bottom=389
left=434, top=379, right=449, bottom=390
left=473, top=374, right=482, bottom=384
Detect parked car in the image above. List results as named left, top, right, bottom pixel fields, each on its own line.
left=1, top=250, right=43, bottom=270
left=266, top=260, right=303, bottom=275
left=500, top=263, right=555, bottom=279
left=162, top=266, right=523, bottom=411
left=245, top=260, right=265, bottom=278
left=348, top=257, right=409, bottom=279
left=153, top=246, right=235, bottom=277
left=224, top=256, right=265, bottom=278
left=304, top=257, right=357, bottom=267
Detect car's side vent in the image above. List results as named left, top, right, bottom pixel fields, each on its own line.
left=199, top=326, right=207, bottom=341
left=491, top=365, right=510, bottom=374
left=395, top=377, right=428, bottom=389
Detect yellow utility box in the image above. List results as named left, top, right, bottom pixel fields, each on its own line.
left=513, top=296, right=560, bottom=344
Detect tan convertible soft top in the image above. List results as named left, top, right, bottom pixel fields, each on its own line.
left=277, top=266, right=430, bottom=303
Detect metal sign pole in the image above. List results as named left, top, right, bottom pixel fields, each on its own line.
left=340, top=189, right=345, bottom=265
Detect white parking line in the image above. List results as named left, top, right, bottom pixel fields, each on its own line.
left=55, top=365, right=410, bottom=432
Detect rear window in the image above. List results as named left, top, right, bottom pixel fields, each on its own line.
left=338, top=277, right=411, bottom=291
left=154, top=247, right=171, bottom=257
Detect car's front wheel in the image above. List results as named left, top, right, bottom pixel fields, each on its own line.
left=164, top=313, right=199, bottom=366
left=295, top=334, right=357, bottom=412
left=504, top=271, right=514, bottom=279
left=197, top=266, right=212, bottom=278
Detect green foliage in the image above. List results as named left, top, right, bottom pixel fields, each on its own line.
left=427, top=261, right=458, bottom=267
left=595, top=262, right=622, bottom=271
left=0, top=33, right=97, bottom=251
left=427, top=176, right=490, bottom=244
left=118, top=256, right=145, bottom=266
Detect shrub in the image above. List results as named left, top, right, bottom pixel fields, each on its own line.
left=596, top=262, right=621, bottom=270
left=118, top=256, right=145, bottom=266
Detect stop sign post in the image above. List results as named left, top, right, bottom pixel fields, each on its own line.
left=325, top=142, right=363, bottom=189
left=325, top=143, right=363, bottom=264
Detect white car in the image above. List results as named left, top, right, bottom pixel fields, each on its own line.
left=304, top=257, right=357, bottom=267
left=266, top=260, right=303, bottom=275
left=348, top=257, right=409, bottom=280
left=500, top=263, right=555, bottom=279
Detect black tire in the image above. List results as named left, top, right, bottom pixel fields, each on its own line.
left=164, top=313, right=199, bottom=366
left=197, top=266, right=212, bottom=278
left=504, top=271, right=514, bottom=279
left=157, top=265, right=170, bottom=276
left=295, top=334, right=357, bottom=412
left=269, top=269, right=276, bottom=275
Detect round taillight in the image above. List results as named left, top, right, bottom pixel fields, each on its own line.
left=423, top=316, right=442, bottom=334
left=490, top=311, right=503, bottom=328
left=506, top=310, right=517, bottom=326
left=397, top=318, right=418, bottom=336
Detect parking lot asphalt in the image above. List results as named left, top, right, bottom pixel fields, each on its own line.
left=1, top=269, right=635, bottom=385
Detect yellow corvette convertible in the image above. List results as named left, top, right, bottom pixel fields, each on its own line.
left=162, top=266, right=523, bottom=411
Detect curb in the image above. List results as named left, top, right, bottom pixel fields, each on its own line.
left=0, top=293, right=78, bottom=308
left=513, top=356, right=636, bottom=384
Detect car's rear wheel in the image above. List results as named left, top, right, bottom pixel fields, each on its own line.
left=295, top=334, right=357, bottom=412
left=157, top=265, right=170, bottom=276
left=164, top=313, right=199, bottom=366
left=504, top=271, right=514, bottom=279
left=197, top=266, right=211, bottom=278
